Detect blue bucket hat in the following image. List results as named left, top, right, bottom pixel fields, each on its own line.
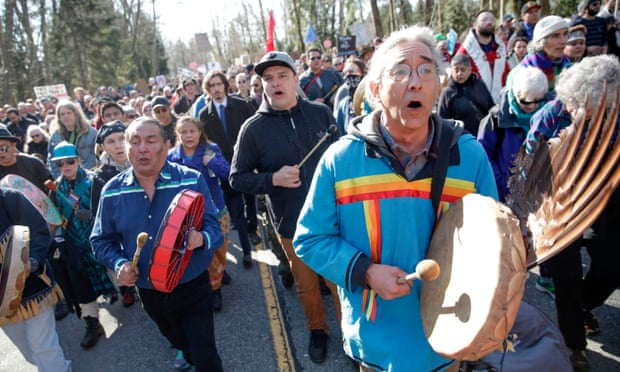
left=50, top=141, right=78, bottom=161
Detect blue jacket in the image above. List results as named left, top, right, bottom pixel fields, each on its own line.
left=167, top=142, right=229, bottom=211
left=477, top=90, right=536, bottom=202
left=299, top=68, right=343, bottom=102
left=294, top=111, right=497, bottom=371
left=90, top=161, right=223, bottom=289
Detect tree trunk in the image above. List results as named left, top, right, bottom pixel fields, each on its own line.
left=242, top=0, right=255, bottom=52
left=369, top=0, right=383, bottom=38
left=2, top=0, right=17, bottom=104
left=436, top=0, right=442, bottom=32
left=258, top=0, right=267, bottom=42
left=424, top=0, right=433, bottom=26
left=330, top=0, right=337, bottom=42
left=338, top=0, right=344, bottom=34
left=130, top=0, right=142, bottom=53
left=151, top=0, right=158, bottom=76
left=399, top=0, right=412, bottom=26
left=39, top=0, right=51, bottom=84
left=18, top=0, right=42, bottom=93
left=291, top=0, right=305, bottom=51
left=389, top=0, right=396, bottom=33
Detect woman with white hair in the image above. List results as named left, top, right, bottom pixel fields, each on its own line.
left=24, top=125, right=50, bottom=163
left=526, top=54, right=620, bottom=372
left=513, top=15, right=572, bottom=92
left=477, top=66, right=549, bottom=201
left=47, top=100, right=97, bottom=178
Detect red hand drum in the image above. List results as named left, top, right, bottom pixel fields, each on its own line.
left=149, top=189, right=204, bottom=293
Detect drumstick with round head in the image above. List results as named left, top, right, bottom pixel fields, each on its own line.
left=44, top=179, right=55, bottom=191
left=396, top=259, right=440, bottom=284
left=297, top=124, right=338, bottom=168
left=131, top=232, right=149, bottom=271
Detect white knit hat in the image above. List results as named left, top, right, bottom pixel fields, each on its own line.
left=533, top=16, right=569, bottom=44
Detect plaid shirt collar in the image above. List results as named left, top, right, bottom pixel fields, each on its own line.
left=380, top=119, right=437, bottom=179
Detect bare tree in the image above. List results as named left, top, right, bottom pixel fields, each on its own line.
left=1, top=0, right=17, bottom=104
left=369, top=0, right=383, bottom=38
left=39, top=0, right=51, bottom=84
left=291, top=0, right=305, bottom=50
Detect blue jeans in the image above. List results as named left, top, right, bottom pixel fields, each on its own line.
left=139, top=271, right=223, bottom=372
left=2, top=304, right=71, bottom=372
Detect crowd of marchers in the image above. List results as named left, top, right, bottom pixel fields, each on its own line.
left=1, top=2, right=620, bottom=371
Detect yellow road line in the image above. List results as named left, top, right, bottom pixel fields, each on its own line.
left=258, top=220, right=296, bottom=372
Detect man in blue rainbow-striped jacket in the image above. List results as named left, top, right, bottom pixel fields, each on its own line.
left=294, top=25, right=497, bottom=372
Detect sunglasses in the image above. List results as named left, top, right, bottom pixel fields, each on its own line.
left=55, top=158, right=77, bottom=167
left=310, top=56, right=321, bottom=61
left=153, top=107, right=168, bottom=114
left=517, top=97, right=545, bottom=105
left=0, top=144, right=10, bottom=153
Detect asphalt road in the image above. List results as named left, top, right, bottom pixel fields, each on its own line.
left=1, top=230, right=618, bottom=371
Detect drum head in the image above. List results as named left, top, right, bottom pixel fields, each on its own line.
left=0, top=226, right=30, bottom=320
left=149, top=189, right=204, bottom=293
left=0, top=175, right=62, bottom=232
left=421, top=194, right=527, bottom=361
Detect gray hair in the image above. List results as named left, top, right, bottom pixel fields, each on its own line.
left=512, top=66, right=548, bottom=99
left=51, top=100, right=91, bottom=137
left=555, top=55, right=620, bottom=113
left=365, top=25, right=441, bottom=100
left=125, top=116, right=166, bottom=142
left=529, top=38, right=545, bottom=54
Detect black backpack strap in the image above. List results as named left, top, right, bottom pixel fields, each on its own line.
left=430, top=119, right=460, bottom=225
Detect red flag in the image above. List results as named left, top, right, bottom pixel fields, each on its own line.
left=265, top=10, right=275, bottom=53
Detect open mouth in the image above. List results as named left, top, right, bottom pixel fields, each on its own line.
left=407, top=100, right=422, bottom=109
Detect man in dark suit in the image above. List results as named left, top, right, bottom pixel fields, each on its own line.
left=199, top=70, right=256, bottom=267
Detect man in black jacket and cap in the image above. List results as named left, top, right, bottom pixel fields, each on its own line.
left=230, top=51, right=341, bottom=364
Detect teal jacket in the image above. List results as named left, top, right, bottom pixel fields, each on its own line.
left=294, top=111, right=497, bottom=371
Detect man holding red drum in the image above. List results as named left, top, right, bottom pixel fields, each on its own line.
left=294, top=26, right=497, bottom=371
left=90, top=117, right=224, bottom=372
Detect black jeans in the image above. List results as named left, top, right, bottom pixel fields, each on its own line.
left=222, top=181, right=252, bottom=254
left=243, top=192, right=258, bottom=234
left=548, top=200, right=620, bottom=350
left=139, top=271, right=223, bottom=372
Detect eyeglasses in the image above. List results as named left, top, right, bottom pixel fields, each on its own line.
left=55, top=158, right=77, bottom=167
left=153, top=107, right=168, bottom=114
left=385, top=63, right=438, bottom=82
left=0, top=145, right=10, bottom=153
left=310, top=56, right=321, bottom=61
left=517, top=97, right=545, bottom=105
